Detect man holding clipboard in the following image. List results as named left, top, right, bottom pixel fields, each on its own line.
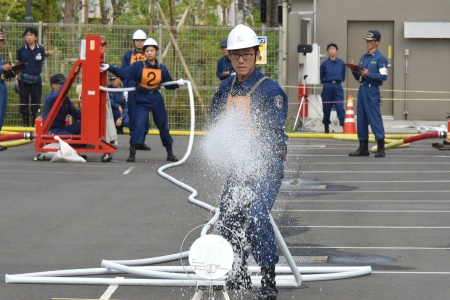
left=346, top=30, right=388, bottom=158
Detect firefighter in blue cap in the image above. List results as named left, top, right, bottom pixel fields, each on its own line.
left=100, top=38, right=183, bottom=162
left=210, top=24, right=288, bottom=300
left=320, top=42, right=346, bottom=133
left=43, top=74, right=81, bottom=135
left=216, top=39, right=235, bottom=80
left=349, top=30, right=388, bottom=157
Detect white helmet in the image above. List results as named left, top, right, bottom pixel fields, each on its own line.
left=143, top=38, right=159, bottom=51
left=227, top=24, right=260, bottom=50
left=132, top=29, right=147, bottom=40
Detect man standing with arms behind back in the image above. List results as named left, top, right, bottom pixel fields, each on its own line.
left=320, top=42, right=346, bottom=133
left=16, top=27, right=45, bottom=127
left=349, top=30, right=388, bottom=158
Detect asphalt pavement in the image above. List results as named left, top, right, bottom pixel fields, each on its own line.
left=1, top=125, right=449, bottom=299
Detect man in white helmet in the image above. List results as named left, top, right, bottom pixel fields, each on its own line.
left=209, top=24, right=288, bottom=300
left=101, top=38, right=183, bottom=162
left=121, top=29, right=151, bottom=150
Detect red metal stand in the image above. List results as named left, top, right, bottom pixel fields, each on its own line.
left=34, top=36, right=116, bottom=156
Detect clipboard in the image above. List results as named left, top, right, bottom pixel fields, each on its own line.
left=3, top=63, right=27, bottom=78
left=344, top=63, right=364, bottom=72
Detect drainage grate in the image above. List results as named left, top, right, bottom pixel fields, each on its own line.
left=248, top=255, right=328, bottom=264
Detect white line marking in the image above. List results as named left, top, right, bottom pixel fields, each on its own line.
left=288, top=246, right=450, bottom=250
left=305, top=162, right=450, bottom=165
left=277, top=200, right=450, bottom=202
left=288, top=154, right=450, bottom=158
left=282, top=190, right=450, bottom=193
left=285, top=170, right=450, bottom=173
left=273, top=209, right=450, bottom=212
left=372, top=271, right=450, bottom=274
left=280, top=226, right=450, bottom=229
left=282, top=180, right=450, bottom=183
left=99, top=276, right=124, bottom=299
left=123, top=167, right=134, bottom=175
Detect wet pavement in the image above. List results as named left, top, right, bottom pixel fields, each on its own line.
left=1, top=129, right=449, bottom=299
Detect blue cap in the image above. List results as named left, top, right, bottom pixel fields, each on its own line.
left=364, top=30, right=381, bottom=41
left=220, top=40, right=227, bottom=48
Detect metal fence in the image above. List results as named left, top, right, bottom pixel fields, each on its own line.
left=0, top=22, right=282, bottom=130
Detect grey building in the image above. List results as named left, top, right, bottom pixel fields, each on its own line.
left=287, top=0, right=450, bottom=121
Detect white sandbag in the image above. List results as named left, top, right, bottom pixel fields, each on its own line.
left=50, top=136, right=86, bottom=163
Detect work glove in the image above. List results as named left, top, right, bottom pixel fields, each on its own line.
left=100, top=63, right=110, bottom=73
left=177, top=78, right=185, bottom=86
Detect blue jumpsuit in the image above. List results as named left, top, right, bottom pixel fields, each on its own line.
left=108, top=60, right=178, bottom=146
left=122, top=50, right=148, bottom=139
left=0, top=54, right=8, bottom=131
left=107, top=84, right=129, bottom=128
left=42, top=85, right=82, bottom=135
left=216, top=56, right=235, bottom=80
left=352, top=49, right=388, bottom=141
left=210, top=68, right=288, bottom=272
left=320, top=57, right=346, bottom=126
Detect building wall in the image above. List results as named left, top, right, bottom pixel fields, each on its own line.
left=288, top=0, right=450, bottom=120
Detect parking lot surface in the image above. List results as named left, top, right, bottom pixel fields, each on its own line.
left=1, top=133, right=449, bottom=299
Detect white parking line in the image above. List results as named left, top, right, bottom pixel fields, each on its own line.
left=280, top=226, right=450, bottom=229
left=277, top=200, right=450, bottom=202
left=100, top=276, right=124, bottom=299
left=273, top=209, right=450, bottom=212
left=288, top=246, right=450, bottom=250
left=123, top=167, right=134, bottom=175
left=285, top=170, right=450, bottom=173
left=372, top=271, right=450, bottom=274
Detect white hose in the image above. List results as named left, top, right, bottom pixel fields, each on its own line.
left=5, top=79, right=372, bottom=288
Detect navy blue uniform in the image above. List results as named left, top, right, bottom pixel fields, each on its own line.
left=0, top=54, right=8, bottom=131
left=16, top=43, right=45, bottom=119
left=108, top=60, right=178, bottom=146
left=43, top=85, right=81, bottom=135
left=216, top=56, right=235, bottom=80
left=352, top=50, right=388, bottom=140
left=122, top=49, right=147, bottom=138
left=210, top=68, right=288, bottom=269
left=320, top=57, right=346, bottom=126
left=107, top=84, right=129, bottom=127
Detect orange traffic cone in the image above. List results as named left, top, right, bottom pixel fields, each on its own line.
left=343, top=95, right=357, bottom=134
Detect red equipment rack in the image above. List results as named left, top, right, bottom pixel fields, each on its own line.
left=34, top=36, right=116, bottom=159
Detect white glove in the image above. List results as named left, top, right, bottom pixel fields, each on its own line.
left=100, top=63, right=109, bottom=73
left=177, top=78, right=185, bottom=86
left=123, top=91, right=128, bottom=101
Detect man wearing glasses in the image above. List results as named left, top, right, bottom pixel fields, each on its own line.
left=209, top=24, right=288, bottom=300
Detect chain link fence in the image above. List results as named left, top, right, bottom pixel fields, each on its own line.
left=0, top=22, right=282, bottom=130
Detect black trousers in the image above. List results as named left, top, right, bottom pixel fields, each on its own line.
left=19, top=77, right=42, bottom=118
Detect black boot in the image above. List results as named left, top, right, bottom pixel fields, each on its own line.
left=375, top=139, right=385, bottom=158
left=166, top=146, right=178, bottom=161
left=137, top=143, right=151, bottom=150
left=225, top=264, right=253, bottom=291
left=22, top=114, right=29, bottom=127
left=257, top=265, right=278, bottom=300
left=349, top=140, right=370, bottom=156
left=127, top=144, right=138, bottom=162
left=137, top=134, right=151, bottom=150
left=324, top=124, right=330, bottom=133
left=0, top=146, right=7, bottom=151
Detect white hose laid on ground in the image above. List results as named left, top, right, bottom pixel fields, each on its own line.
left=5, top=80, right=371, bottom=288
